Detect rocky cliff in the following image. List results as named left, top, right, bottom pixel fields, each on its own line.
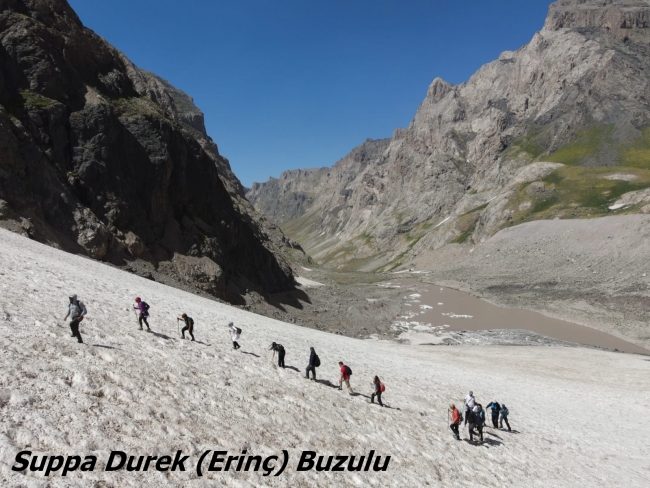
left=0, top=0, right=299, bottom=302
left=247, top=0, right=650, bottom=272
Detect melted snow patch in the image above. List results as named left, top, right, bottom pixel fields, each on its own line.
left=377, top=282, right=401, bottom=289
left=603, top=173, right=638, bottom=181
left=296, top=276, right=325, bottom=288
left=608, top=203, right=628, bottom=210
left=441, top=313, right=474, bottom=319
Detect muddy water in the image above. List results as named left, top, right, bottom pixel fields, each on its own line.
left=386, top=279, right=649, bottom=355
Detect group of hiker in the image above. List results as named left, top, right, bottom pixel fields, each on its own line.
left=273, top=342, right=384, bottom=405
left=63, top=293, right=511, bottom=428
left=448, top=391, right=512, bottom=443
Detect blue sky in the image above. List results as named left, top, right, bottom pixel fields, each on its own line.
left=68, top=0, right=551, bottom=187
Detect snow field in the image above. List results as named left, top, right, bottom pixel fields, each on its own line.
left=0, top=228, right=648, bottom=486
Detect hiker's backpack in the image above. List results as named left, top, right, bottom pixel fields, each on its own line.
left=344, top=365, right=352, bottom=376
left=501, top=407, right=509, bottom=416
left=277, top=344, right=284, bottom=352
left=236, top=327, right=242, bottom=335
left=142, top=301, right=150, bottom=311
left=313, top=354, right=321, bottom=367
left=458, top=411, right=464, bottom=423
left=379, top=382, right=385, bottom=393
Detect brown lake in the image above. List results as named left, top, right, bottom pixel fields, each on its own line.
left=384, top=279, right=649, bottom=355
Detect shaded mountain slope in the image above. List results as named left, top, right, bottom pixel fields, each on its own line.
left=0, top=0, right=301, bottom=303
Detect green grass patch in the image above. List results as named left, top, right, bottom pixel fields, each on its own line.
left=508, top=130, right=546, bottom=160
left=281, top=211, right=321, bottom=243
left=318, top=245, right=356, bottom=266
left=452, top=228, right=473, bottom=244
left=540, top=167, right=650, bottom=210
left=546, top=125, right=615, bottom=165
left=529, top=194, right=559, bottom=214
left=621, top=127, right=650, bottom=169
left=328, top=271, right=389, bottom=285
left=460, top=202, right=488, bottom=217
left=505, top=166, right=650, bottom=226
left=112, top=96, right=166, bottom=119
left=515, top=138, right=545, bottom=159
left=376, top=251, right=408, bottom=273
left=358, top=232, right=374, bottom=245
left=20, top=91, right=59, bottom=108
left=336, top=253, right=384, bottom=273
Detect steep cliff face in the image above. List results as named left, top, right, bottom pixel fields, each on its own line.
left=546, top=0, right=650, bottom=32
left=0, top=0, right=297, bottom=301
left=246, top=138, right=390, bottom=225
left=248, top=0, right=650, bottom=272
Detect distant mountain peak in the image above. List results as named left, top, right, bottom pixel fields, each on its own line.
left=545, top=0, right=650, bottom=33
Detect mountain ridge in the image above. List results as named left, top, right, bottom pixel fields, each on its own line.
left=247, top=0, right=650, bottom=272
left=0, top=0, right=301, bottom=303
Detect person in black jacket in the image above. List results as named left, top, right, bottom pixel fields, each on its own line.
left=178, top=313, right=195, bottom=341
left=473, top=404, right=485, bottom=442
left=270, top=342, right=285, bottom=368
left=305, top=346, right=318, bottom=380
left=486, top=400, right=501, bottom=428
left=466, top=408, right=478, bottom=441
left=371, top=376, right=384, bottom=407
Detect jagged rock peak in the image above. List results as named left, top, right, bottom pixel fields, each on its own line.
left=426, top=78, right=454, bottom=103
left=545, top=0, right=650, bottom=32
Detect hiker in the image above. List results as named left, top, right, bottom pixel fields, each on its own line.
left=133, top=297, right=150, bottom=331
left=338, top=361, right=354, bottom=394
left=486, top=400, right=501, bottom=428
left=270, top=342, right=285, bottom=368
left=305, top=346, right=319, bottom=380
left=449, top=404, right=461, bottom=440
left=499, top=403, right=512, bottom=431
left=473, top=404, right=485, bottom=442
left=229, top=322, right=241, bottom=350
left=178, top=313, right=194, bottom=341
left=63, top=294, right=87, bottom=344
left=466, top=406, right=477, bottom=441
left=371, top=376, right=384, bottom=407
left=464, top=390, right=476, bottom=425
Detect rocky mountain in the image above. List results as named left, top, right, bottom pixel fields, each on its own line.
left=247, top=0, right=650, bottom=272
left=246, top=138, right=390, bottom=226
left=0, top=0, right=301, bottom=302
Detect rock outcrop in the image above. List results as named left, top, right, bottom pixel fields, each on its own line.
left=247, top=0, right=650, bottom=272
left=0, top=0, right=298, bottom=301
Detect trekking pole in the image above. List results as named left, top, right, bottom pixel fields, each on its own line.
left=176, top=318, right=180, bottom=335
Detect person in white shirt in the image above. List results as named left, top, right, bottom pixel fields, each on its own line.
left=464, top=391, right=475, bottom=425
left=229, top=322, right=241, bottom=350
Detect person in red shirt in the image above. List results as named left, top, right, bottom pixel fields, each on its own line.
left=338, top=361, right=354, bottom=394
left=449, top=404, right=461, bottom=440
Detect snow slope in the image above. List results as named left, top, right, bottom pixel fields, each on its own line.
left=0, top=228, right=648, bottom=487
